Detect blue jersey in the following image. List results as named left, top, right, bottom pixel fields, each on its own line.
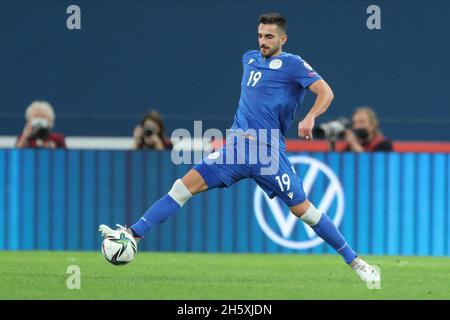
left=230, top=50, right=322, bottom=150
left=195, top=50, right=324, bottom=206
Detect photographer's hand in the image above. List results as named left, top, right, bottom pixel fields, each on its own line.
left=345, top=129, right=364, bottom=152
left=15, top=123, right=33, bottom=148
left=133, top=125, right=144, bottom=148
left=148, top=134, right=165, bottom=151
left=43, top=140, right=57, bottom=149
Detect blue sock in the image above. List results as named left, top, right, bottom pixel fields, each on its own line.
left=312, top=213, right=357, bottom=264
left=130, top=194, right=180, bottom=237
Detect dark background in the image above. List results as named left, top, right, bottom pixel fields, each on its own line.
left=1, top=1, right=449, bottom=140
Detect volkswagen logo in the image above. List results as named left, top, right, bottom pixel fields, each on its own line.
left=253, top=156, right=345, bottom=249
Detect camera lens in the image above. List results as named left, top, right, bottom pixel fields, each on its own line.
left=353, top=128, right=369, bottom=140
left=144, top=128, right=154, bottom=137
left=312, top=127, right=326, bottom=139
left=31, top=124, right=50, bottom=140
left=36, top=127, right=49, bottom=140
left=314, top=118, right=350, bottom=140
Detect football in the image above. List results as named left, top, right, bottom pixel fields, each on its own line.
left=101, top=231, right=137, bottom=265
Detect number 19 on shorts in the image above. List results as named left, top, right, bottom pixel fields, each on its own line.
left=275, top=174, right=290, bottom=192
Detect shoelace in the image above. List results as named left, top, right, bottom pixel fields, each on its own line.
left=115, top=223, right=142, bottom=239
left=115, top=224, right=127, bottom=231
left=99, top=224, right=128, bottom=237
left=357, top=265, right=377, bottom=275
left=352, top=261, right=368, bottom=272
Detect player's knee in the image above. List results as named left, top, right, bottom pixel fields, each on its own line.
left=168, top=179, right=192, bottom=207
left=181, top=169, right=209, bottom=195
left=297, top=202, right=322, bottom=226
left=290, top=199, right=309, bottom=216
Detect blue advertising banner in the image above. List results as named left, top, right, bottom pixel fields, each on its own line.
left=0, top=149, right=449, bottom=256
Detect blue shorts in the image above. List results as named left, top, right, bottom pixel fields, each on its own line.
left=193, top=137, right=306, bottom=207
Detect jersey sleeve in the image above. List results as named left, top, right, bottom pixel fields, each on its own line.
left=242, top=50, right=257, bottom=64
left=290, top=55, right=322, bottom=88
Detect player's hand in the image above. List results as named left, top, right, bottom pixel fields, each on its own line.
left=298, top=116, right=315, bottom=140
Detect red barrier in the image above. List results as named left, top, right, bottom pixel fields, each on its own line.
left=213, top=139, right=450, bottom=153
left=286, top=140, right=450, bottom=153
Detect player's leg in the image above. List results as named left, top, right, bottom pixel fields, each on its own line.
left=254, top=164, right=358, bottom=265
left=290, top=200, right=380, bottom=282
left=99, top=168, right=208, bottom=240
left=127, top=168, right=210, bottom=238
left=99, top=145, right=234, bottom=241
left=291, top=200, right=359, bottom=263
left=181, top=168, right=209, bottom=194
left=290, top=200, right=357, bottom=264
left=265, top=153, right=360, bottom=266
left=253, top=151, right=379, bottom=283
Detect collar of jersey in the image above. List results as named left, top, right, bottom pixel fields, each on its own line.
left=258, top=51, right=287, bottom=63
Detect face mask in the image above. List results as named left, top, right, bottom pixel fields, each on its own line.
left=31, top=118, right=49, bottom=128
left=353, top=128, right=369, bottom=141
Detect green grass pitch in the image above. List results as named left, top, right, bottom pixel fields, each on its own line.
left=1, top=251, right=449, bottom=299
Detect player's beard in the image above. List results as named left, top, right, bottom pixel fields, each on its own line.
left=260, top=45, right=279, bottom=58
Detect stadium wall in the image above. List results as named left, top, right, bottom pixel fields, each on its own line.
left=1, top=149, right=449, bottom=257
left=0, top=1, right=449, bottom=141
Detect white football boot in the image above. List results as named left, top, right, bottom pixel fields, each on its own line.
left=99, top=224, right=128, bottom=238
left=99, top=224, right=141, bottom=242
left=350, top=257, right=381, bottom=283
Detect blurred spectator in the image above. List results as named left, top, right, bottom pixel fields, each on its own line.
left=133, top=110, right=172, bottom=150
left=15, top=101, right=66, bottom=149
left=342, top=106, right=393, bottom=152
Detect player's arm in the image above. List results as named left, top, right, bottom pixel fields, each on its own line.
left=298, top=79, right=334, bottom=139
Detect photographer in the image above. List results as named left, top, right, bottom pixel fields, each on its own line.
left=313, top=107, right=393, bottom=152
left=15, top=101, right=66, bottom=149
left=342, top=107, right=393, bottom=152
left=133, top=110, right=172, bottom=150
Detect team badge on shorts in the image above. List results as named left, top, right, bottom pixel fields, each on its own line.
left=269, top=59, right=283, bottom=70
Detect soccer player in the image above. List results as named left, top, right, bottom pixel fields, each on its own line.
left=100, top=12, right=380, bottom=283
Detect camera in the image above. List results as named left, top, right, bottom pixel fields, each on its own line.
left=140, top=126, right=156, bottom=146
left=30, top=118, right=50, bottom=140
left=313, top=117, right=351, bottom=140
left=143, top=127, right=154, bottom=137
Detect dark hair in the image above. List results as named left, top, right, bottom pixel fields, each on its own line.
left=140, top=110, right=164, bottom=133
left=138, top=109, right=172, bottom=149
left=258, top=12, right=287, bottom=33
